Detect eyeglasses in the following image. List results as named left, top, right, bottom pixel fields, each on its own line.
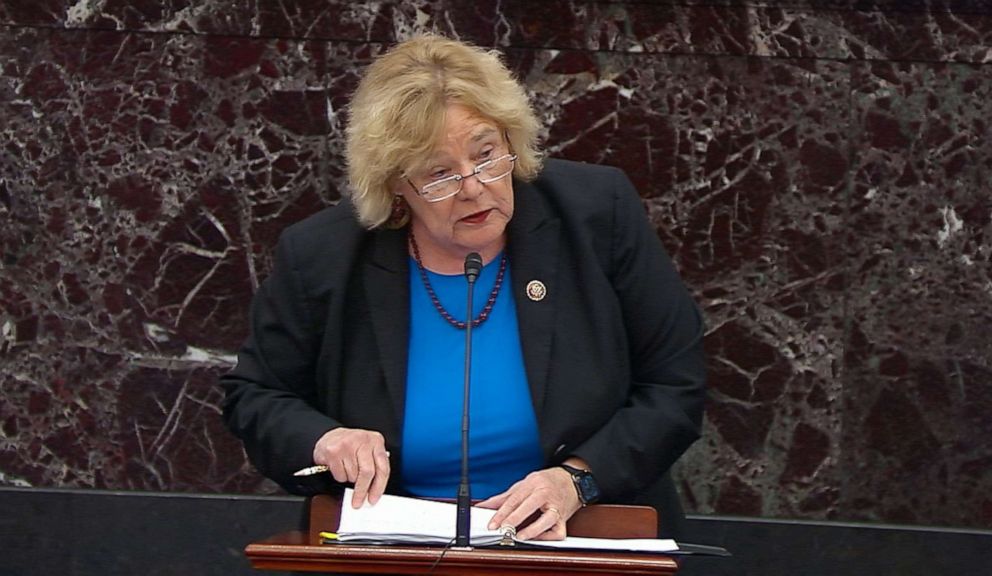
left=406, top=153, right=517, bottom=203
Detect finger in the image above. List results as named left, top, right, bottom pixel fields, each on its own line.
left=479, top=491, right=508, bottom=511
left=532, top=518, right=567, bottom=541
left=342, top=451, right=360, bottom=483
left=481, top=494, right=509, bottom=529
left=486, top=489, right=526, bottom=529
left=328, top=458, right=349, bottom=484
left=368, top=448, right=391, bottom=505
left=516, top=507, right=562, bottom=541
left=497, top=492, right=546, bottom=534
left=351, top=445, right=376, bottom=508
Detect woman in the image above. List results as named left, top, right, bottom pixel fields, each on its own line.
left=222, top=35, right=706, bottom=540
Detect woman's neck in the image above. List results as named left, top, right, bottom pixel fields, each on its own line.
left=407, top=231, right=505, bottom=275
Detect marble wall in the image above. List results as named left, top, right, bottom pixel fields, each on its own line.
left=1, top=1, right=990, bottom=529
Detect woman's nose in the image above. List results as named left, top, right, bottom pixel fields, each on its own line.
left=458, top=171, right=486, bottom=199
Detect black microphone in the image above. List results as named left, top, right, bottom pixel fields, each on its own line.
left=456, top=252, right=482, bottom=547
left=464, top=252, right=483, bottom=282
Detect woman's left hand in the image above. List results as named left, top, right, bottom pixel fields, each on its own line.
left=477, top=466, right=582, bottom=541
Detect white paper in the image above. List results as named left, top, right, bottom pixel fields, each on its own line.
left=335, top=489, right=679, bottom=553
left=528, top=536, right=679, bottom=553
left=338, top=488, right=503, bottom=544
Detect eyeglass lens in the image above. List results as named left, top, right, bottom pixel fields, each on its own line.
left=421, top=154, right=515, bottom=201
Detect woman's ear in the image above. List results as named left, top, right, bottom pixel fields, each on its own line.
left=385, top=194, right=410, bottom=230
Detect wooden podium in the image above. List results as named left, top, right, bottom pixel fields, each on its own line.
left=245, top=494, right=679, bottom=575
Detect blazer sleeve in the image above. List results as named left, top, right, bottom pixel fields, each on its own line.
left=570, top=167, right=707, bottom=500
left=220, top=230, right=339, bottom=494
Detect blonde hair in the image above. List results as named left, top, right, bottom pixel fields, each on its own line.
left=345, top=35, right=543, bottom=229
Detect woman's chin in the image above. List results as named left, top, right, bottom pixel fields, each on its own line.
left=454, top=222, right=507, bottom=255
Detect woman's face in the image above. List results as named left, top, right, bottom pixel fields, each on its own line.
left=399, top=104, right=514, bottom=267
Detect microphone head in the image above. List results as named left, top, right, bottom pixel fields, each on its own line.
left=464, top=252, right=483, bottom=282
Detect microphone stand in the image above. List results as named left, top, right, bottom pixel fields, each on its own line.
left=456, top=252, right=482, bottom=548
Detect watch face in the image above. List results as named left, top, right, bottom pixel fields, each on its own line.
left=576, top=473, right=601, bottom=503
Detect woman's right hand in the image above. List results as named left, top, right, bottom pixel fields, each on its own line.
left=312, top=427, right=391, bottom=508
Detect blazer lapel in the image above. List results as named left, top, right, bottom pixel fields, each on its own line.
left=363, top=228, right=410, bottom=420
left=508, top=180, right=561, bottom=418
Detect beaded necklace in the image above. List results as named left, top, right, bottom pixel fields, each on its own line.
left=408, top=232, right=507, bottom=329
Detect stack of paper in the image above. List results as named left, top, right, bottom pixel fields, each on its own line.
left=335, top=488, right=679, bottom=553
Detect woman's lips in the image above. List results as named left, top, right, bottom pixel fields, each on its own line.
left=460, top=209, right=492, bottom=224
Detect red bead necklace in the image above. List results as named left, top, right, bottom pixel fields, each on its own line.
left=408, top=232, right=506, bottom=329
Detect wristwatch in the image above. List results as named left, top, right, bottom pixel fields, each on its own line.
left=559, top=464, right=601, bottom=506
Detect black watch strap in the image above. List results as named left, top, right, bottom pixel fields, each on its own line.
left=559, top=464, right=601, bottom=506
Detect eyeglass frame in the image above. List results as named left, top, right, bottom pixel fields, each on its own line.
left=404, top=152, right=518, bottom=203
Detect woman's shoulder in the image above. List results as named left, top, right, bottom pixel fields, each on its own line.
left=282, top=197, right=360, bottom=235
left=529, top=158, right=639, bottom=220
left=276, top=198, right=367, bottom=266
left=536, top=158, right=627, bottom=187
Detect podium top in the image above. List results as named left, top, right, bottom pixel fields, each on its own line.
left=247, top=529, right=679, bottom=575
left=243, top=492, right=677, bottom=575
left=308, top=492, right=659, bottom=543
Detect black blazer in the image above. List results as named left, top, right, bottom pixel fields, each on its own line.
left=222, top=159, right=706, bottom=538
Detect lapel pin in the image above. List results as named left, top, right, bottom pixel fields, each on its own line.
left=526, top=280, right=547, bottom=302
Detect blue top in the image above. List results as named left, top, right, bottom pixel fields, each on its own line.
left=401, top=254, right=543, bottom=499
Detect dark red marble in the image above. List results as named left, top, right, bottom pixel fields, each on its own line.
left=1, top=1, right=991, bottom=532
left=5, top=1, right=992, bottom=63
left=835, top=59, right=992, bottom=528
